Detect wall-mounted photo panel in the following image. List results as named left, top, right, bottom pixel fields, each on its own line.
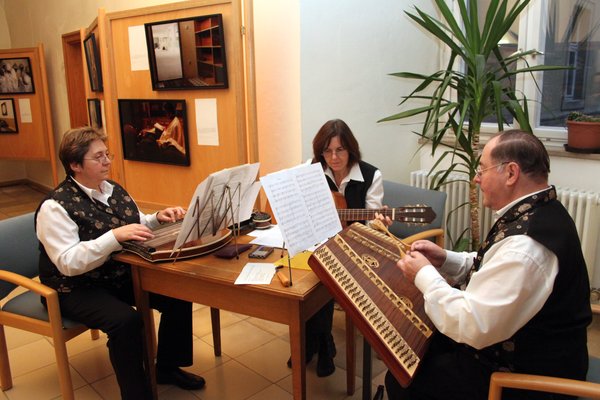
left=0, top=58, right=34, bottom=94
left=145, top=14, right=228, bottom=90
left=118, top=99, right=190, bottom=166
left=84, top=33, right=103, bottom=92
left=87, top=98, right=102, bottom=129
left=0, top=98, right=18, bottom=133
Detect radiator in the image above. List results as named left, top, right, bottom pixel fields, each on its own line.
left=410, top=169, right=600, bottom=288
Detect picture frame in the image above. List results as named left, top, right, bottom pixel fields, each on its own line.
left=0, top=98, right=18, bottom=133
left=84, top=33, right=103, bottom=92
left=87, top=98, right=102, bottom=129
left=145, top=14, right=229, bottom=91
left=118, top=99, right=190, bottom=166
left=0, top=57, right=35, bottom=94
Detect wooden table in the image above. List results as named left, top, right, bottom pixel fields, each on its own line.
left=114, top=237, right=355, bottom=399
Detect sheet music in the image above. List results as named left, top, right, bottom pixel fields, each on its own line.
left=173, top=163, right=261, bottom=251
left=260, top=163, right=342, bottom=256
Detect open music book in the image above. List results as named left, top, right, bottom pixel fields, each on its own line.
left=173, top=162, right=262, bottom=252
left=260, top=162, right=342, bottom=257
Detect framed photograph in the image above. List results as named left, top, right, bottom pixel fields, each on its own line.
left=0, top=58, right=35, bottom=94
left=84, top=33, right=103, bottom=92
left=87, top=98, right=102, bottom=129
left=145, top=14, right=229, bottom=90
left=118, top=99, right=190, bottom=166
left=0, top=98, right=18, bottom=133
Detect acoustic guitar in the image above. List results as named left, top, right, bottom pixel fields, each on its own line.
left=331, top=191, right=436, bottom=225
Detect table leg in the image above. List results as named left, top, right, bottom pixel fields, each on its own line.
left=345, top=313, right=356, bottom=395
left=362, top=338, right=372, bottom=400
left=289, top=306, right=306, bottom=400
left=210, top=307, right=221, bottom=356
left=131, top=266, right=157, bottom=400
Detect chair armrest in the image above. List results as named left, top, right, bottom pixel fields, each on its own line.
left=488, top=371, right=600, bottom=400
left=0, top=270, right=56, bottom=298
left=403, top=229, right=444, bottom=247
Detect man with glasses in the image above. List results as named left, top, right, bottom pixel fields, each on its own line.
left=36, top=127, right=205, bottom=399
left=385, top=129, right=591, bottom=399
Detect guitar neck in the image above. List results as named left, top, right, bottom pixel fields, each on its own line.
left=337, top=208, right=390, bottom=221
left=337, top=206, right=435, bottom=224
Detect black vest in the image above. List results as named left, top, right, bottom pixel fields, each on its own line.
left=36, top=177, right=140, bottom=293
left=472, top=187, right=591, bottom=381
left=325, top=160, right=378, bottom=209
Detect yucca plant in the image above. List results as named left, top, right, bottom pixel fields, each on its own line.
left=380, top=0, right=563, bottom=250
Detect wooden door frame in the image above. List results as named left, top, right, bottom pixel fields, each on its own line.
left=61, top=31, right=88, bottom=129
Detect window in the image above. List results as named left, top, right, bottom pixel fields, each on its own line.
left=474, top=0, right=600, bottom=146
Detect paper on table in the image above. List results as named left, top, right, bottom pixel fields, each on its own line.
left=248, top=225, right=284, bottom=248
left=234, top=263, right=276, bottom=285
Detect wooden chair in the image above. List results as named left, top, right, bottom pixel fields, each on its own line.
left=488, top=304, right=600, bottom=400
left=0, top=212, right=99, bottom=400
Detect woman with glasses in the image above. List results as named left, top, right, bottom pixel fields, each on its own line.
left=35, top=127, right=205, bottom=399
left=289, top=119, right=386, bottom=377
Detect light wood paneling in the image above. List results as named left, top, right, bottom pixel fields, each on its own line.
left=97, top=0, right=251, bottom=208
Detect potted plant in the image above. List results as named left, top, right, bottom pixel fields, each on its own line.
left=566, top=111, right=600, bottom=153
left=379, top=0, right=564, bottom=250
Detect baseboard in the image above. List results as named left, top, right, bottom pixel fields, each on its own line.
left=0, top=179, right=52, bottom=194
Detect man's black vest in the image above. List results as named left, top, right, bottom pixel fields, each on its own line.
left=472, top=187, right=591, bottom=381
left=36, top=177, right=140, bottom=293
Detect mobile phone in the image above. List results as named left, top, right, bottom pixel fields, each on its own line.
left=248, top=245, right=274, bottom=259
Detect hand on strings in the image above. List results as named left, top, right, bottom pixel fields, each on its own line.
left=374, top=207, right=392, bottom=226
left=409, top=240, right=446, bottom=269
left=157, top=207, right=186, bottom=224
left=113, top=224, right=154, bottom=243
left=397, top=250, right=431, bottom=283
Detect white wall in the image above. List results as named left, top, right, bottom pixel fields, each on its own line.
left=299, top=0, right=438, bottom=183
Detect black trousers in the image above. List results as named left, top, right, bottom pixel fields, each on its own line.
left=57, top=283, right=193, bottom=400
left=305, top=299, right=335, bottom=357
left=385, top=334, right=574, bottom=400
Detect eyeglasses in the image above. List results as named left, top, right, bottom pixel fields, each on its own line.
left=475, top=161, right=508, bottom=178
left=83, top=153, right=114, bottom=163
left=322, top=147, right=347, bottom=158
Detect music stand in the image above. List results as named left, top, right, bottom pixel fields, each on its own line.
left=171, top=163, right=261, bottom=259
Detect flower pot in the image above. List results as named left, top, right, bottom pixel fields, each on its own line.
left=566, top=120, right=600, bottom=153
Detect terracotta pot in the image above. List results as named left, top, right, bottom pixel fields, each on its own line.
left=567, top=120, right=600, bottom=152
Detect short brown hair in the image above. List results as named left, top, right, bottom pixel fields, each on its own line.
left=491, top=129, right=550, bottom=182
left=312, top=119, right=361, bottom=168
left=59, top=126, right=107, bottom=176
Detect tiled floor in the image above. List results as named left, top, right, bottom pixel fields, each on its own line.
left=0, top=184, right=388, bottom=400
left=2, top=183, right=600, bottom=400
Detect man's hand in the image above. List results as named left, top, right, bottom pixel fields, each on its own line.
left=113, top=224, right=154, bottom=243
left=157, top=207, right=186, bottom=224
left=397, top=251, right=431, bottom=283
left=397, top=240, right=447, bottom=283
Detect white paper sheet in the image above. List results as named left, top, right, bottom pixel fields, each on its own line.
left=173, top=163, right=261, bottom=251
left=128, top=25, right=149, bottom=71
left=195, top=98, right=219, bottom=146
left=18, top=99, right=32, bottom=123
left=248, top=225, right=284, bottom=248
left=260, top=163, right=342, bottom=257
left=234, top=263, right=276, bottom=285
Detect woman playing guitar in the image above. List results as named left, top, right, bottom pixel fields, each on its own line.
left=289, top=119, right=391, bottom=377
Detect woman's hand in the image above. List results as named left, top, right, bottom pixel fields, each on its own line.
left=374, top=207, right=392, bottom=226
left=113, top=224, right=154, bottom=243
left=157, top=207, right=186, bottom=224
